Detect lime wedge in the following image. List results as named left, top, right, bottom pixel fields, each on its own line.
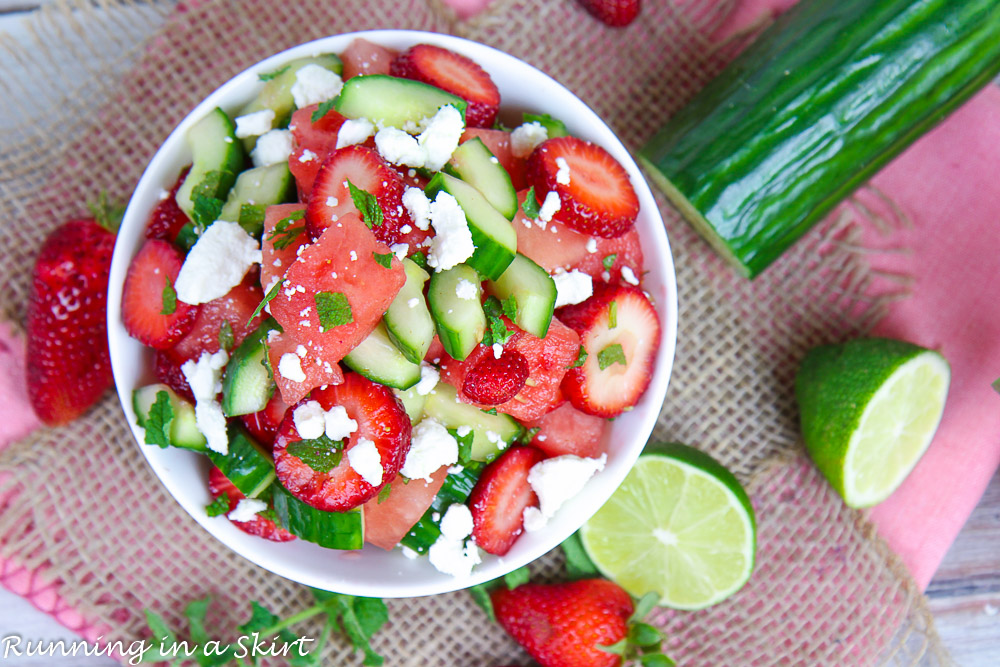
left=795, top=337, right=950, bottom=509
left=579, top=443, right=756, bottom=610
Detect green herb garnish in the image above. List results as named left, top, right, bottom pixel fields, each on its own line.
left=372, top=251, right=393, bottom=268
left=598, top=343, right=627, bottom=370
left=312, top=98, right=337, bottom=123
left=315, top=291, right=353, bottom=331
left=347, top=180, right=383, bottom=229
left=144, top=390, right=174, bottom=449
left=602, top=254, right=617, bottom=271
left=205, top=494, right=230, bottom=518
left=258, top=65, right=290, bottom=81
left=569, top=345, right=588, bottom=368
left=267, top=209, right=306, bottom=250
left=287, top=435, right=344, bottom=473
left=247, top=278, right=284, bottom=327
left=218, top=321, right=235, bottom=352
left=161, top=277, right=177, bottom=316
left=521, top=186, right=541, bottom=219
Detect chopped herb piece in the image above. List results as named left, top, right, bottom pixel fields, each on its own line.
left=239, top=203, right=266, bottom=227
left=258, top=64, right=290, bottom=81
left=377, top=484, right=392, bottom=504
left=144, top=390, right=174, bottom=448
left=312, top=98, right=338, bottom=123
left=247, top=278, right=284, bottom=327
left=468, top=584, right=496, bottom=622
left=409, top=251, right=428, bottom=270
left=521, top=426, right=540, bottom=444
left=347, top=180, right=383, bottom=228
left=449, top=427, right=475, bottom=465
left=521, top=186, right=541, bottom=219
left=315, top=291, right=353, bottom=331
left=504, top=566, right=530, bottom=589
left=218, top=321, right=235, bottom=351
left=205, top=494, right=230, bottom=517
left=192, top=193, right=224, bottom=231
left=483, top=407, right=498, bottom=416
left=287, top=434, right=344, bottom=473
left=160, top=276, right=177, bottom=315
left=502, top=294, right=518, bottom=320
left=602, top=254, right=617, bottom=271
left=609, top=300, right=618, bottom=328
left=524, top=112, right=568, bottom=136
left=569, top=345, right=588, bottom=368
left=561, top=531, right=599, bottom=578
left=267, top=209, right=306, bottom=250
left=598, top=343, right=627, bottom=370
left=87, top=191, right=126, bottom=233
left=994, top=377, right=1000, bottom=395
left=481, top=296, right=515, bottom=348
left=372, top=251, right=393, bottom=268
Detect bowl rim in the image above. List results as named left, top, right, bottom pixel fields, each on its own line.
left=107, top=28, right=678, bottom=598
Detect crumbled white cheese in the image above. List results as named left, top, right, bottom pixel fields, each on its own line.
left=390, top=243, right=409, bottom=261
left=555, top=156, right=571, bottom=185
left=278, top=352, right=307, bottom=383
left=402, top=187, right=433, bottom=231
left=228, top=498, right=268, bottom=523
left=349, top=250, right=358, bottom=261
left=195, top=400, right=229, bottom=455
left=292, top=400, right=326, bottom=440
left=493, top=343, right=503, bottom=359
left=538, top=191, right=561, bottom=223
left=621, top=266, right=640, bottom=286
left=400, top=224, right=412, bottom=234
left=234, top=109, right=275, bottom=139
left=290, top=64, right=343, bottom=109
left=298, top=149, right=317, bottom=163
left=324, top=405, right=358, bottom=441
left=428, top=533, right=481, bottom=577
left=586, top=237, right=599, bottom=254
left=336, top=117, right=375, bottom=149
left=427, top=192, right=474, bottom=271
left=181, top=349, right=228, bottom=401
left=375, top=127, right=426, bottom=167
left=348, top=437, right=383, bottom=487
left=251, top=129, right=294, bottom=168
left=553, top=269, right=593, bottom=308
left=401, top=418, right=458, bottom=482
left=522, top=506, right=547, bottom=533
left=407, top=297, right=420, bottom=309
left=523, top=454, right=607, bottom=532
left=415, top=363, right=440, bottom=396
left=175, top=221, right=261, bottom=305
left=456, top=425, right=472, bottom=438
left=417, top=105, right=464, bottom=171
left=455, top=278, right=478, bottom=301
left=439, top=503, right=474, bottom=541
left=511, top=121, right=548, bottom=158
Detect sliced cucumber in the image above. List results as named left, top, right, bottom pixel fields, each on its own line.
left=343, top=321, right=422, bottom=390
left=485, top=253, right=556, bottom=339
left=219, top=163, right=295, bottom=237
left=383, top=258, right=434, bottom=365
left=132, top=384, right=207, bottom=452
left=394, top=385, right=427, bottom=423
left=335, top=75, right=467, bottom=129
left=427, top=264, right=486, bottom=361
left=271, top=483, right=364, bottom=550
left=425, top=172, right=516, bottom=281
left=400, top=461, right=485, bottom=553
left=174, top=223, right=199, bottom=252
left=424, top=383, right=523, bottom=461
left=221, top=318, right=279, bottom=417
left=206, top=424, right=275, bottom=499
left=445, top=137, right=518, bottom=221
left=175, top=107, right=244, bottom=222
left=524, top=112, right=569, bottom=138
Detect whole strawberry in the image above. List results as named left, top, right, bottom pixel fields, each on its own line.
left=26, top=198, right=121, bottom=425
left=492, top=579, right=669, bottom=667
left=576, top=0, right=640, bottom=27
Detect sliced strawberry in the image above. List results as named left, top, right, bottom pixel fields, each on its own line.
left=289, top=104, right=348, bottom=196
left=576, top=0, right=641, bottom=27
left=207, top=467, right=295, bottom=542
left=526, top=137, right=639, bottom=238
left=164, top=273, right=263, bottom=364
left=558, top=283, right=660, bottom=417
left=526, top=402, right=607, bottom=459
left=274, top=373, right=411, bottom=512
left=153, top=350, right=194, bottom=402
left=469, top=445, right=545, bottom=556
left=306, top=145, right=409, bottom=245
left=462, top=349, right=529, bottom=405
left=461, top=129, right=526, bottom=189
left=265, top=328, right=344, bottom=406
left=144, top=167, right=190, bottom=242
left=240, top=391, right=290, bottom=448
left=341, top=38, right=397, bottom=79
left=390, top=44, right=500, bottom=128
left=363, top=465, right=448, bottom=550
left=121, top=239, right=199, bottom=349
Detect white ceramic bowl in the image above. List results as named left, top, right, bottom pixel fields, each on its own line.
left=108, top=29, right=678, bottom=598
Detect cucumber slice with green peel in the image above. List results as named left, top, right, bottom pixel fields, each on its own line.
left=383, top=258, right=435, bottom=365
left=271, top=483, right=364, bottom=550
left=400, top=461, right=485, bottom=553
left=427, top=264, right=486, bottom=361
left=219, top=163, right=295, bottom=237
left=393, top=385, right=427, bottom=423
left=132, top=384, right=207, bottom=452
left=207, top=424, right=276, bottom=499
left=425, top=172, right=517, bottom=281
left=174, top=223, right=199, bottom=252
left=524, top=112, right=569, bottom=139
left=485, top=253, right=556, bottom=338
left=342, top=321, right=422, bottom=390
left=221, top=318, right=279, bottom=417
left=424, top=383, right=523, bottom=461
left=445, top=137, right=518, bottom=221
left=335, top=74, right=467, bottom=129
left=175, top=107, right=244, bottom=222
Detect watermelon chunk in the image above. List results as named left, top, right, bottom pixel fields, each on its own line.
left=289, top=104, right=348, bottom=197
left=525, top=402, right=607, bottom=459
left=265, top=328, right=344, bottom=406
left=341, top=38, right=397, bottom=80
left=363, top=465, right=448, bottom=550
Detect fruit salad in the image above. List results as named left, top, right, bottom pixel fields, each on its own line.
left=122, top=37, right=662, bottom=578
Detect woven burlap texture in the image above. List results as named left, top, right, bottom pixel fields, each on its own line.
left=0, top=0, right=953, bottom=664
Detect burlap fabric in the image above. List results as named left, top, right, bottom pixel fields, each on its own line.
left=0, top=0, right=955, bottom=664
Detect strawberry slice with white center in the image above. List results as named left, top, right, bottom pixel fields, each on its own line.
left=557, top=282, right=660, bottom=417
left=390, top=44, right=500, bottom=128
left=121, top=239, right=199, bottom=349
left=305, top=145, right=409, bottom=245
left=526, top=136, right=639, bottom=239
left=469, top=445, right=545, bottom=556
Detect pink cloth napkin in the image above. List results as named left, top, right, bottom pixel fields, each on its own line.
left=2, top=0, right=998, bottom=644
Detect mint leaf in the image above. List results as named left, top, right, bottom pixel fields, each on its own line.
left=520, top=426, right=540, bottom=445
left=192, top=193, right=223, bottom=231
left=259, top=65, right=290, bottom=81
left=483, top=407, right=498, bottom=416
left=522, top=187, right=541, bottom=219
left=267, top=209, right=306, bottom=250
left=144, top=390, right=174, bottom=448
left=629, top=622, right=664, bottom=648
left=503, top=566, right=530, bottom=589
left=561, top=531, right=599, bottom=578
left=448, top=427, right=474, bottom=465
left=347, top=180, right=383, bottom=228
left=608, top=300, right=618, bottom=329
left=218, top=321, right=234, bottom=352
left=312, top=98, right=338, bottom=123
left=183, top=597, right=212, bottom=645
left=630, top=591, right=661, bottom=623
left=468, top=584, right=496, bottom=622
left=87, top=190, right=126, bottom=233
left=240, top=203, right=266, bottom=227
left=315, top=291, right=353, bottom=331
left=569, top=344, right=588, bottom=368
left=993, top=377, right=1000, bottom=395
left=602, top=254, right=617, bottom=271
left=247, top=278, right=284, bottom=327
left=144, top=609, right=177, bottom=646
left=238, top=601, right=280, bottom=635
left=377, top=484, right=392, bottom=504
left=409, top=251, right=428, bottom=270
left=523, top=112, right=568, bottom=137
left=288, top=435, right=344, bottom=473
left=502, top=294, right=518, bottom=321
left=640, top=655, right=677, bottom=667
left=161, top=276, right=177, bottom=315
left=205, top=494, right=230, bottom=517
left=334, top=596, right=388, bottom=666
left=481, top=296, right=514, bottom=348
left=598, top=343, right=626, bottom=370
left=372, top=251, right=393, bottom=269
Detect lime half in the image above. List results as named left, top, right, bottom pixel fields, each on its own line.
left=796, top=337, right=950, bottom=509
left=579, top=443, right=756, bottom=610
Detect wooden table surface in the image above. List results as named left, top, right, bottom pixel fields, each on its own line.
left=0, top=1, right=997, bottom=665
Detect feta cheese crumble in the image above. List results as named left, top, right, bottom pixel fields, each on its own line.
left=374, top=127, right=426, bottom=167
left=402, top=187, right=432, bottom=231
left=586, top=237, right=599, bottom=254
left=428, top=503, right=481, bottom=577
left=427, top=192, right=474, bottom=271
left=292, top=400, right=326, bottom=439
left=228, top=498, right=268, bottom=523
left=418, top=105, right=464, bottom=171
left=455, top=278, right=478, bottom=301
left=181, top=349, right=230, bottom=454
left=439, top=503, right=474, bottom=541
left=555, top=157, right=571, bottom=185
left=290, top=64, right=343, bottom=109
left=234, top=109, right=275, bottom=139
left=621, top=266, right=640, bottom=286
left=522, top=454, right=607, bottom=532
left=324, top=405, right=359, bottom=441
left=511, top=121, right=548, bottom=158
left=553, top=269, right=593, bottom=308
left=348, top=438, right=383, bottom=486
left=251, top=129, right=294, bottom=167
left=336, top=117, right=375, bottom=149
left=401, top=418, right=458, bottom=482
left=175, top=221, right=261, bottom=305
left=493, top=343, right=503, bottom=359
left=538, top=191, right=561, bottom=223
left=278, top=352, right=307, bottom=383
left=415, top=363, right=440, bottom=396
